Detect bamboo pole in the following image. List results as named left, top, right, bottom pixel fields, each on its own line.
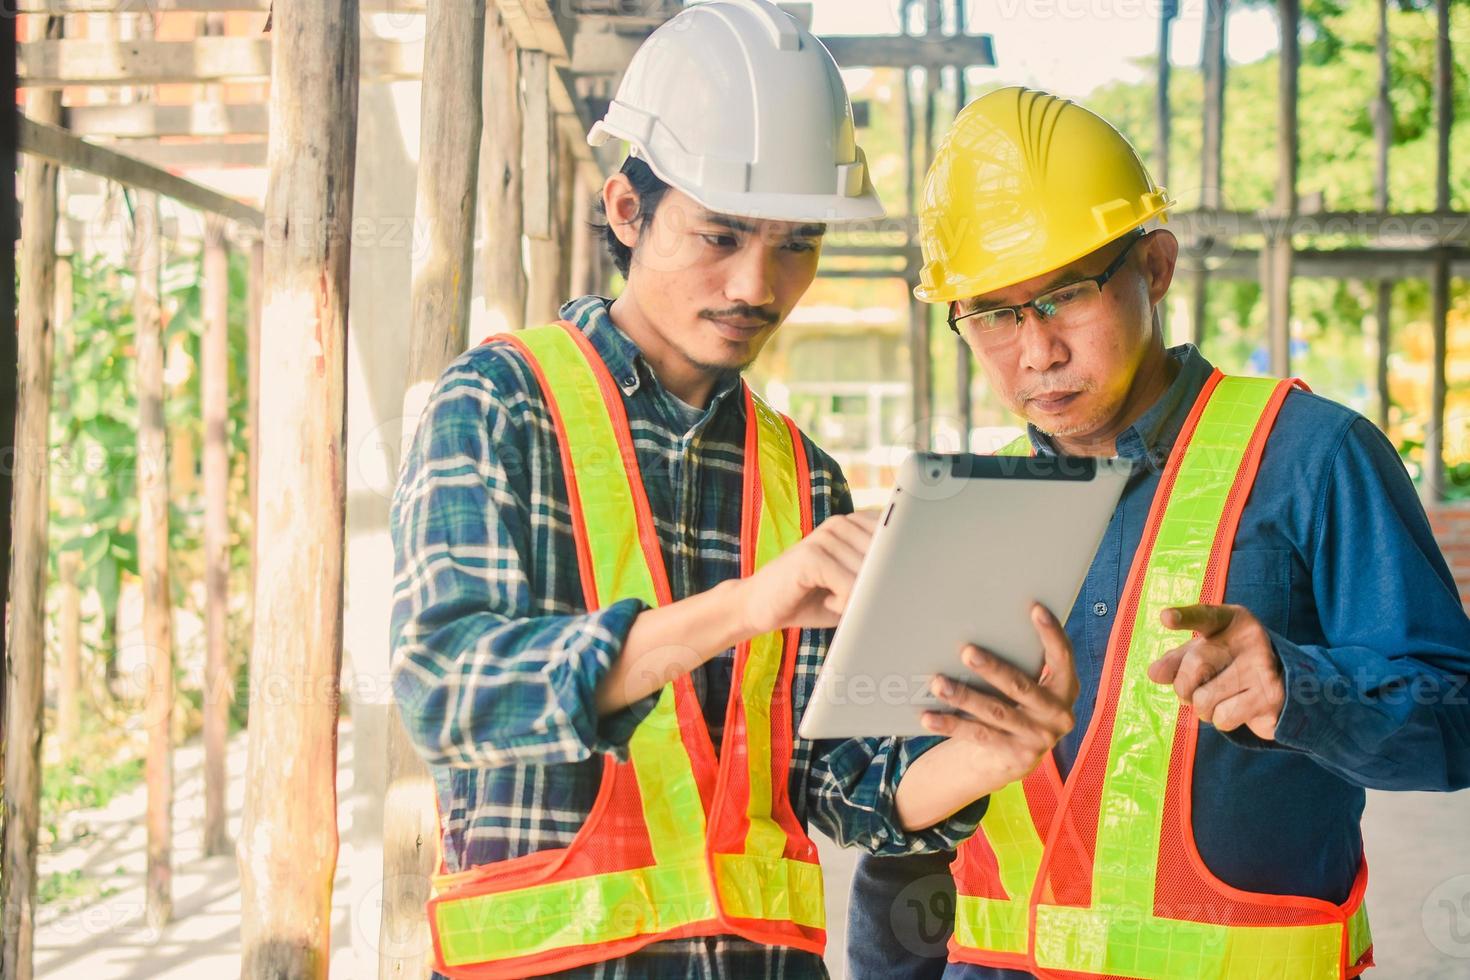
left=380, top=2, right=487, bottom=974
left=903, top=0, right=930, bottom=450
left=1267, top=0, right=1298, bottom=377
left=202, top=217, right=232, bottom=858
left=480, top=5, right=526, bottom=333
left=2, top=16, right=63, bottom=976
left=238, top=1, right=359, bottom=974
left=0, top=26, right=18, bottom=956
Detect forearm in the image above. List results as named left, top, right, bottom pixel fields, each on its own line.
left=894, top=736, right=1003, bottom=832
left=595, top=579, right=751, bottom=714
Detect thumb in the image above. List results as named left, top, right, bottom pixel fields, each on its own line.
left=1148, top=647, right=1187, bottom=685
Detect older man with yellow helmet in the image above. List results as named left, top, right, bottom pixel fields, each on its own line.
left=846, top=86, right=1470, bottom=980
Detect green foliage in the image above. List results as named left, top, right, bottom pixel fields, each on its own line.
left=40, top=752, right=144, bottom=848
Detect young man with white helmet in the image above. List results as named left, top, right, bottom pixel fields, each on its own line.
left=390, top=6, right=1079, bottom=977
left=848, top=85, right=1470, bottom=980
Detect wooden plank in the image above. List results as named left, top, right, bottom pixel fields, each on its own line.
left=18, top=114, right=264, bottom=226
left=2, top=19, right=62, bottom=978
left=820, top=34, right=995, bottom=70
left=237, top=0, right=359, bottom=974
left=134, top=188, right=175, bottom=932
left=103, top=139, right=268, bottom=169
left=64, top=102, right=270, bottom=138
left=20, top=37, right=422, bottom=86
left=379, top=3, right=487, bottom=970
left=19, top=0, right=423, bottom=10
left=201, top=218, right=232, bottom=859
left=481, top=4, right=527, bottom=333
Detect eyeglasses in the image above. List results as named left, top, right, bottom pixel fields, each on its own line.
left=947, top=231, right=1147, bottom=349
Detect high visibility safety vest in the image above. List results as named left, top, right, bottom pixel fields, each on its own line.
left=951, top=371, right=1374, bottom=980
left=424, top=322, right=826, bottom=979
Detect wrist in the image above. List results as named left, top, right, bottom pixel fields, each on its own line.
left=712, top=578, right=761, bottom=648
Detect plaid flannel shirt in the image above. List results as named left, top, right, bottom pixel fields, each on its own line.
left=389, top=296, right=986, bottom=979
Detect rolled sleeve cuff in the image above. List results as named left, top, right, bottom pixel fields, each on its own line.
left=822, top=736, right=988, bottom=856
left=548, top=597, right=660, bottom=761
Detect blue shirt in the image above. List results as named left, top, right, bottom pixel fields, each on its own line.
left=848, top=344, right=1470, bottom=980
left=390, top=297, right=983, bottom=980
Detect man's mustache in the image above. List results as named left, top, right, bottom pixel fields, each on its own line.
left=700, top=305, right=779, bottom=326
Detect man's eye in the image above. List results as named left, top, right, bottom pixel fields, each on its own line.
left=1042, top=285, right=1087, bottom=306
left=784, top=240, right=817, bottom=253
left=701, top=234, right=738, bottom=248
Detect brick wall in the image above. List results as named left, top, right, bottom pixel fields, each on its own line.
left=1428, top=504, right=1470, bottom=609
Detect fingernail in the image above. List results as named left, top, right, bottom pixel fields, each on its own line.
left=963, top=647, right=985, bottom=669
left=932, top=676, right=953, bottom=697
left=920, top=712, right=940, bottom=731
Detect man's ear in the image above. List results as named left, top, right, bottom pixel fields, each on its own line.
left=1140, top=228, right=1179, bottom=306
left=603, top=173, right=642, bottom=251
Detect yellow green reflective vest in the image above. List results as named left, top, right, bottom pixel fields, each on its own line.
left=424, top=322, right=826, bottom=978
left=951, top=372, right=1373, bottom=980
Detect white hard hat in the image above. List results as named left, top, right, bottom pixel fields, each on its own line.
left=588, top=0, right=884, bottom=223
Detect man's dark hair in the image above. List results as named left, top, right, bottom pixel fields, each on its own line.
left=591, top=156, right=671, bottom=278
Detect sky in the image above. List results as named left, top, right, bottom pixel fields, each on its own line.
left=799, top=0, right=1283, bottom=99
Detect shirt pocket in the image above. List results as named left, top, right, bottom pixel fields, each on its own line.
left=1220, top=548, right=1292, bottom=634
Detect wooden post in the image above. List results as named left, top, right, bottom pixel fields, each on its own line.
left=1155, top=0, right=1175, bottom=192
left=569, top=167, right=601, bottom=299
left=1267, top=0, right=1298, bottom=378
left=524, top=50, right=564, bottom=327
left=54, top=255, right=81, bottom=755
left=903, top=1, right=931, bottom=449
left=1193, top=0, right=1227, bottom=348
left=480, top=5, right=527, bottom=332
left=405, top=0, right=484, bottom=384
left=3, top=17, right=62, bottom=977
left=202, top=217, right=232, bottom=858
left=1423, top=0, right=1453, bottom=504
left=379, top=2, right=486, bottom=974
left=953, top=0, right=972, bottom=441
left=238, top=1, right=359, bottom=975
left=247, top=238, right=263, bottom=556
left=1373, top=0, right=1393, bottom=431
left=0, top=22, right=18, bottom=948
left=133, top=188, right=175, bottom=931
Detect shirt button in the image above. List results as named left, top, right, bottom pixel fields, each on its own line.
left=1093, top=601, right=1109, bottom=617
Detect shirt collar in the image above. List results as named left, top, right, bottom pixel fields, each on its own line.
left=1028, top=343, right=1214, bottom=463
left=559, top=295, right=743, bottom=409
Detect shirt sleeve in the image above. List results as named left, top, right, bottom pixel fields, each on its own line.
left=1265, top=417, right=1470, bottom=791
left=807, top=735, right=989, bottom=855
left=389, top=354, right=658, bottom=770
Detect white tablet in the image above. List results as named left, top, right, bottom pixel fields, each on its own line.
left=797, top=451, right=1132, bottom=739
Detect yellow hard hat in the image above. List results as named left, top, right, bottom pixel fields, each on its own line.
left=914, top=86, right=1174, bottom=305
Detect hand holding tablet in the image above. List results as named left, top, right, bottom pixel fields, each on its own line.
left=798, top=450, right=1130, bottom=739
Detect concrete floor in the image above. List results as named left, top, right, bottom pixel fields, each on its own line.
left=30, top=727, right=1470, bottom=979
